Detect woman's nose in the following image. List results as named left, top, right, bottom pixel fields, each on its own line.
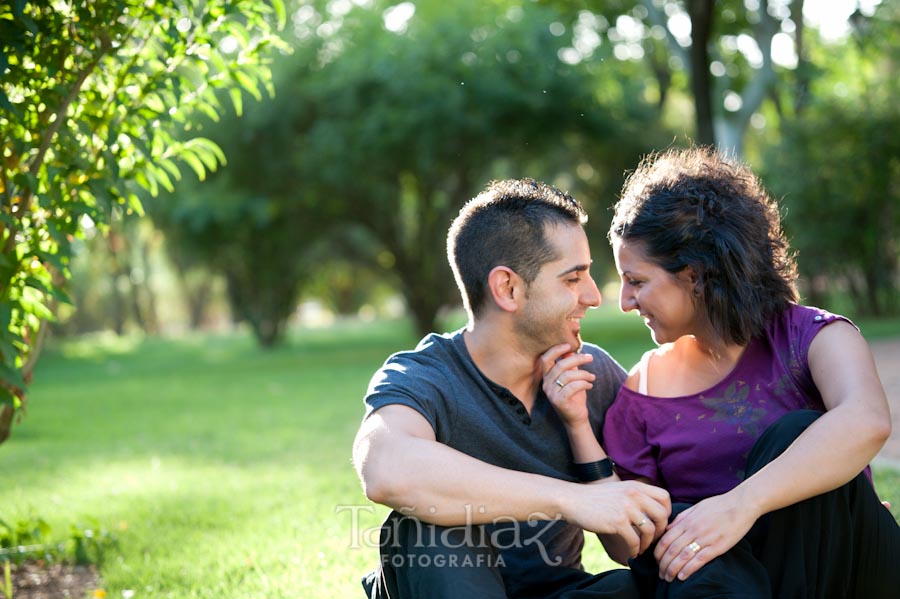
left=619, top=285, right=636, bottom=312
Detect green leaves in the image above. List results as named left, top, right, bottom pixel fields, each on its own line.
left=0, top=0, right=288, bottom=443
left=161, top=0, right=662, bottom=339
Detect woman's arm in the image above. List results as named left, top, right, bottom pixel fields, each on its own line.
left=655, top=321, right=891, bottom=582
left=540, top=344, right=619, bottom=468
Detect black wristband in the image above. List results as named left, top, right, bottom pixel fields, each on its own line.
left=574, top=458, right=615, bottom=482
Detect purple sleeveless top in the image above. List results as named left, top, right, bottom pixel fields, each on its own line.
left=603, top=304, right=854, bottom=504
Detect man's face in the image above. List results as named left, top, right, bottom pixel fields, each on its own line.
left=514, top=223, right=602, bottom=353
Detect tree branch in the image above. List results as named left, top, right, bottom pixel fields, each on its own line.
left=641, top=0, right=690, bottom=73
left=5, top=45, right=110, bottom=256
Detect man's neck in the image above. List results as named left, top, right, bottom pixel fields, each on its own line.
left=463, top=320, right=542, bottom=411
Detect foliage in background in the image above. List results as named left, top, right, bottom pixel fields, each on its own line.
left=158, top=0, right=666, bottom=339
left=53, top=218, right=166, bottom=336
left=546, top=0, right=818, bottom=155
left=301, top=0, right=664, bottom=335
left=0, top=0, right=287, bottom=443
left=37, top=1, right=899, bottom=347
left=146, top=24, right=326, bottom=347
left=7, top=1, right=896, bottom=359
left=149, top=176, right=321, bottom=347
left=765, top=2, right=899, bottom=316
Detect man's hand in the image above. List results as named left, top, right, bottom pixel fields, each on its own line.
left=562, top=479, right=671, bottom=560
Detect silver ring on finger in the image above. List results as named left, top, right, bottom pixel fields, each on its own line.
left=686, top=541, right=701, bottom=554
left=554, top=378, right=565, bottom=388
left=634, top=518, right=648, bottom=528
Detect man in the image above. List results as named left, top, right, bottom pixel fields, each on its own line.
left=353, top=179, right=671, bottom=598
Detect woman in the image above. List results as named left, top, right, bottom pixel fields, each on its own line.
left=543, top=147, right=900, bottom=598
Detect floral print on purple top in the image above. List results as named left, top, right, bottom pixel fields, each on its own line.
left=602, top=304, right=854, bottom=504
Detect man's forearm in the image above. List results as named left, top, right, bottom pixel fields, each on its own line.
left=358, top=431, right=571, bottom=526
left=354, top=405, right=672, bottom=556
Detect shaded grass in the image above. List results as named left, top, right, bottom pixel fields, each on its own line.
left=1, top=307, right=897, bottom=597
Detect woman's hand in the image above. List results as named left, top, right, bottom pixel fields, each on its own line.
left=540, top=343, right=595, bottom=428
left=653, top=489, right=760, bottom=582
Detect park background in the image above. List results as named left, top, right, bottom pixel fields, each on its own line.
left=1, top=0, right=899, bottom=597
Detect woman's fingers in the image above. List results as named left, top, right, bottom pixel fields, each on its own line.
left=540, top=343, right=572, bottom=375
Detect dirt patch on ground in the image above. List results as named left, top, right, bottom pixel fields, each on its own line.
left=9, top=562, right=100, bottom=599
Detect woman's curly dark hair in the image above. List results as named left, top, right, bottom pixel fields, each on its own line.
left=609, top=146, right=798, bottom=345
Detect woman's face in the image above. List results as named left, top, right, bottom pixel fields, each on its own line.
left=612, top=238, right=703, bottom=346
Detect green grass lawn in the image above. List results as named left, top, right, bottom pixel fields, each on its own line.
left=1, top=306, right=898, bottom=598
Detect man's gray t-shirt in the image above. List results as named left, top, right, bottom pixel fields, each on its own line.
left=363, top=329, right=626, bottom=593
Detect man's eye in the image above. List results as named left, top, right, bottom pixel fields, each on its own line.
left=568, top=277, right=581, bottom=284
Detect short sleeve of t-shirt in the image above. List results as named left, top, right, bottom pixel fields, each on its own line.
left=363, top=335, right=457, bottom=443
left=774, top=304, right=857, bottom=400
left=603, top=389, right=659, bottom=484
left=582, top=344, right=628, bottom=440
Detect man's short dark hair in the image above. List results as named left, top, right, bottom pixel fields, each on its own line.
left=448, top=178, right=588, bottom=319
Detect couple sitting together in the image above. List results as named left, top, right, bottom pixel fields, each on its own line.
left=352, top=147, right=900, bottom=598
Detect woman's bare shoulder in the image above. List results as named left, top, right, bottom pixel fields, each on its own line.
left=623, top=344, right=675, bottom=391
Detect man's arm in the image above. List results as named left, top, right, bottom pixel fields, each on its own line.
left=353, top=403, right=671, bottom=558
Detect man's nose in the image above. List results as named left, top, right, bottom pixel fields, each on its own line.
left=583, top=278, right=601, bottom=308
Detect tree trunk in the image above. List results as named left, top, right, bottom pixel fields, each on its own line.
left=715, top=120, right=745, bottom=157
left=404, top=282, right=444, bottom=337
left=107, top=230, right=128, bottom=335
left=171, top=256, right=213, bottom=330
left=128, top=274, right=147, bottom=332
left=791, top=0, right=810, bottom=116
left=110, top=273, right=127, bottom=335
left=187, top=280, right=213, bottom=330
left=250, top=316, right=284, bottom=349
left=714, top=0, right=779, bottom=157
left=223, top=266, right=299, bottom=349
left=0, top=403, right=14, bottom=445
left=136, top=232, right=160, bottom=334
left=688, top=0, right=716, bottom=145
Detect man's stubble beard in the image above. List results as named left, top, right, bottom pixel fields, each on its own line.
left=515, top=309, right=583, bottom=355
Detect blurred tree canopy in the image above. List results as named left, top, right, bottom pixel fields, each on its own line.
left=765, top=2, right=899, bottom=316
left=158, top=0, right=666, bottom=340
left=6, top=0, right=897, bottom=422
left=0, top=0, right=286, bottom=443
left=545, top=0, right=822, bottom=155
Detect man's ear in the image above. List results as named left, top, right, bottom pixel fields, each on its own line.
left=487, top=266, right=522, bottom=313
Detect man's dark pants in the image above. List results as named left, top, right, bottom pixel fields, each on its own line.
left=361, top=510, right=640, bottom=599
